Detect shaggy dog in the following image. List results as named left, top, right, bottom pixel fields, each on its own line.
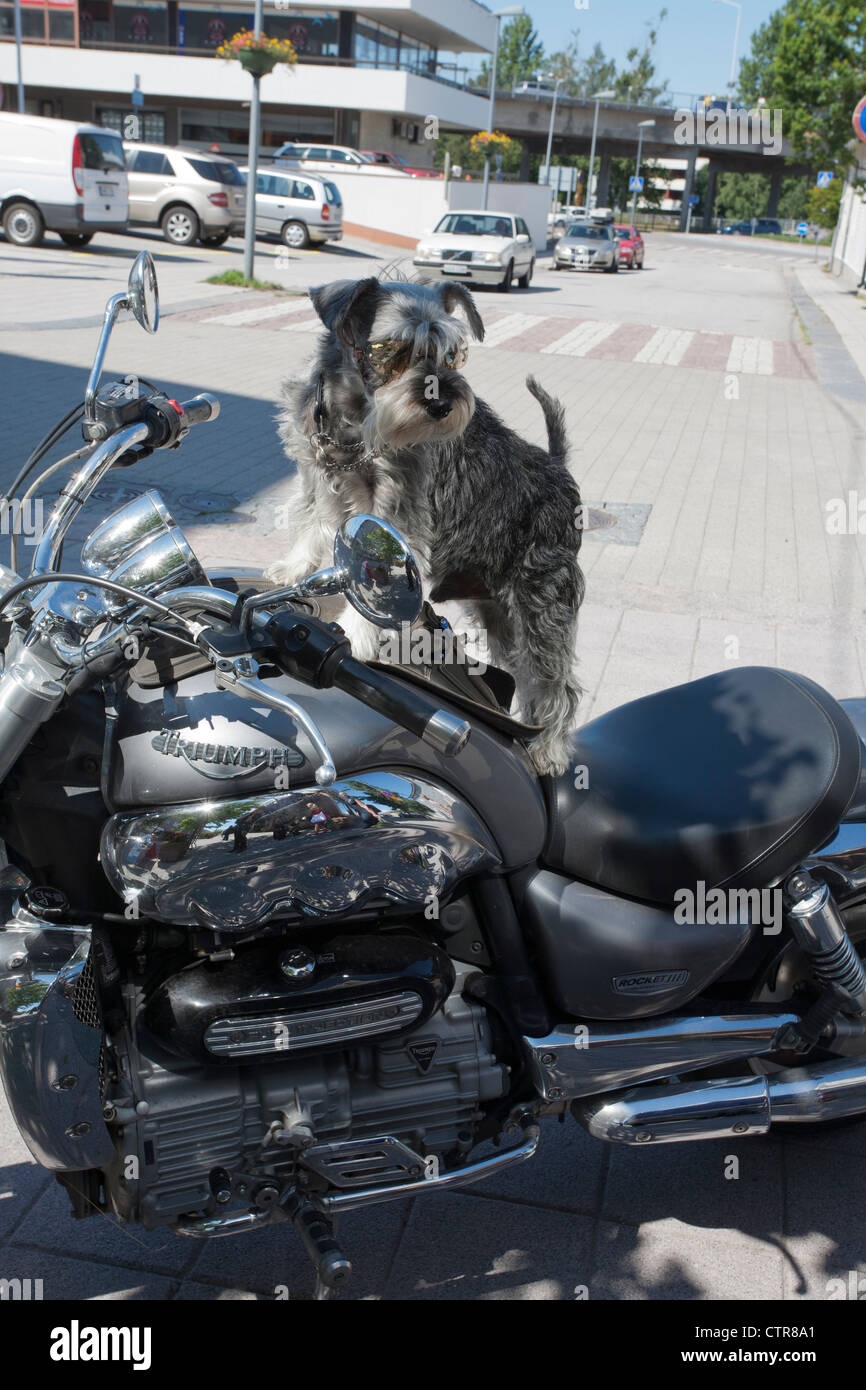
left=267, top=275, right=584, bottom=776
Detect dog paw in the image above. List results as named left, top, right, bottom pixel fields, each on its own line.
left=528, top=739, right=570, bottom=779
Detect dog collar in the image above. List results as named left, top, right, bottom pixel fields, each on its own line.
left=309, top=373, right=375, bottom=476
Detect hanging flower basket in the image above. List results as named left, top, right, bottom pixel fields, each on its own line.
left=216, top=31, right=297, bottom=79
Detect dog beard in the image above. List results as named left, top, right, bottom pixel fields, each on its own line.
left=364, top=367, right=476, bottom=452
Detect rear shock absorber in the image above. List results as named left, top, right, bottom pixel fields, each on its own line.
left=786, top=870, right=866, bottom=1017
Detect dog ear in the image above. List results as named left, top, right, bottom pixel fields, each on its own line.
left=438, top=283, right=485, bottom=342
left=309, top=277, right=380, bottom=348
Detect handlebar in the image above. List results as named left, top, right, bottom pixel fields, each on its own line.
left=173, top=394, right=220, bottom=429
left=332, top=655, right=470, bottom=756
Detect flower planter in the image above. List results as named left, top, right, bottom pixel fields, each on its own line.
left=237, top=48, right=279, bottom=77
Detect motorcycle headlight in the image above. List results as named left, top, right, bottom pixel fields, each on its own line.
left=80, top=490, right=208, bottom=602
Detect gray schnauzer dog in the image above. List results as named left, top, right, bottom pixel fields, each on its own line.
left=268, top=275, right=584, bottom=776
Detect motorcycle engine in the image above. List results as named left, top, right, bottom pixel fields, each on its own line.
left=99, top=933, right=508, bottom=1229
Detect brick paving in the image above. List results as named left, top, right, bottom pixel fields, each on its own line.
left=1, top=228, right=866, bottom=1300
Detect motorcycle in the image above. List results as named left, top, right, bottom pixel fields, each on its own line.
left=2, top=252, right=866, bottom=1297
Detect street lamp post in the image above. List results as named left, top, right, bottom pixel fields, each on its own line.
left=543, top=74, right=563, bottom=205
left=482, top=5, right=525, bottom=212
left=712, top=0, right=742, bottom=112
left=630, top=119, right=655, bottom=226
left=13, top=0, right=24, bottom=112
left=242, top=0, right=264, bottom=281
left=586, top=88, right=616, bottom=213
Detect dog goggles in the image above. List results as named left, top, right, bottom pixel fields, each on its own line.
left=360, top=338, right=470, bottom=380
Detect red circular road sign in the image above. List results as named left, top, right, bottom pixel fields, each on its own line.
left=853, top=96, right=866, bottom=141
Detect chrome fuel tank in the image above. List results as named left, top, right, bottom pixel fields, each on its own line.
left=109, top=666, right=547, bottom=870
left=101, top=770, right=500, bottom=929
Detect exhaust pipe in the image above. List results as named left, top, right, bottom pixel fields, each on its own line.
left=576, top=1054, right=866, bottom=1145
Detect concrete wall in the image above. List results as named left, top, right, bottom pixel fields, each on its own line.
left=335, top=172, right=551, bottom=250
left=834, top=149, right=866, bottom=282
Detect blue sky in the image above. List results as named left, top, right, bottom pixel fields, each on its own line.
left=495, top=0, right=784, bottom=101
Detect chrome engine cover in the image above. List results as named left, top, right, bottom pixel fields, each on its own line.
left=99, top=770, right=499, bottom=929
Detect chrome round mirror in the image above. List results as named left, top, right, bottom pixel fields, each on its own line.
left=334, top=515, right=423, bottom=629
left=127, top=251, right=159, bottom=334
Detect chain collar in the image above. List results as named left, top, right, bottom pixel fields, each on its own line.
left=309, top=372, right=375, bottom=476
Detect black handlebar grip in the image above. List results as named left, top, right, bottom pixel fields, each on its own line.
left=333, top=655, right=471, bottom=756
left=177, top=394, right=220, bottom=426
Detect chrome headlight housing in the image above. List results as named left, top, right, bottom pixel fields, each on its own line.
left=80, top=490, right=208, bottom=605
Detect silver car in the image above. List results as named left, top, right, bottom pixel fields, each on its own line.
left=553, top=220, right=619, bottom=273
left=124, top=144, right=246, bottom=246
left=240, top=167, right=343, bottom=249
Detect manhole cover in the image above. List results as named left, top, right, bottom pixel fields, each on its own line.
left=92, top=483, right=146, bottom=505
left=175, top=491, right=240, bottom=515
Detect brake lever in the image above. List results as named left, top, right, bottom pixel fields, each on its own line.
left=213, top=653, right=336, bottom=787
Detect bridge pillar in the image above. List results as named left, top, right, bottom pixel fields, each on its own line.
left=702, top=160, right=719, bottom=231
left=766, top=163, right=783, bottom=218
left=678, top=149, right=697, bottom=232
left=596, top=150, right=612, bottom=208
left=519, top=143, right=531, bottom=182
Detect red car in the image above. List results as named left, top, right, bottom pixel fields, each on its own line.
left=360, top=150, right=440, bottom=178
left=614, top=225, right=645, bottom=268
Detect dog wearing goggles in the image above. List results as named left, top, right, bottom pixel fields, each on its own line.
left=269, top=275, right=584, bottom=776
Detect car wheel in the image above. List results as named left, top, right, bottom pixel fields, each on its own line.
left=605, top=257, right=618, bottom=273
left=200, top=230, right=230, bottom=247
left=281, top=220, right=310, bottom=249
left=498, top=259, right=514, bottom=292
left=517, top=259, right=534, bottom=288
left=3, top=202, right=45, bottom=247
left=161, top=206, right=200, bottom=246
left=59, top=231, right=93, bottom=248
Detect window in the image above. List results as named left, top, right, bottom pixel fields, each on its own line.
left=304, top=147, right=330, bottom=159
left=98, top=108, right=167, bottom=144
left=79, top=0, right=111, bottom=43
left=79, top=131, right=126, bottom=170
left=516, top=219, right=529, bottom=237
left=326, top=149, right=354, bottom=163
left=128, top=149, right=174, bottom=175
left=113, top=0, right=168, bottom=47
left=266, top=11, right=338, bottom=58
left=323, top=181, right=341, bottom=206
left=292, top=180, right=315, bottom=200
left=187, top=157, right=244, bottom=185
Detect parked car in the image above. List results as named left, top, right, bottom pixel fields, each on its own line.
left=359, top=151, right=439, bottom=178
left=513, top=80, right=556, bottom=96
left=239, top=167, right=342, bottom=249
left=553, top=220, right=619, bottom=273
left=614, top=224, right=645, bottom=268
left=123, top=144, right=245, bottom=246
left=722, top=217, right=783, bottom=237
left=0, top=113, right=127, bottom=248
left=272, top=143, right=368, bottom=173
left=413, top=211, right=535, bottom=291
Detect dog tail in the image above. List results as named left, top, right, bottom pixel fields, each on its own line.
left=526, top=375, right=569, bottom=465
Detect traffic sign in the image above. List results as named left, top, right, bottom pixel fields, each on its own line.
left=797, top=221, right=809, bottom=237
left=853, top=96, right=866, bottom=142
left=629, top=175, right=644, bottom=192
left=816, top=171, right=834, bottom=187
left=688, top=194, right=700, bottom=207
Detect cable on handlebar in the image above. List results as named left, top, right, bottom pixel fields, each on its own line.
left=0, top=572, right=194, bottom=625
left=3, top=403, right=85, bottom=505
left=9, top=446, right=93, bottom=576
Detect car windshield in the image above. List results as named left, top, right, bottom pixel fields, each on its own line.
left=565, top=223, right=607, bottom=239
left=435, top=214, right=513, bottom=236
left=187, top=157, right=244, bottom=186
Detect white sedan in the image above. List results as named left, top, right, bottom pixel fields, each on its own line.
left=413, top=211, right=535, bottom=291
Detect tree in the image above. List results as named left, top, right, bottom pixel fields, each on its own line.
left=546, top=30, right=616, bottom=98
left=806, top=176, right=844, bottom=229
left=472, top=14, right=544, bottom=94
left=715, top=171, right=771, bottom=220
left=614, top=9, right=670, bottom=105
left=737, top=0, right=866, bottom=165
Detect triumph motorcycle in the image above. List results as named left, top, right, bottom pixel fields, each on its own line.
left=3, top=253, right=866, bottom=1297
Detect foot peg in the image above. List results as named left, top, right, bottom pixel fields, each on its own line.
left=283, top=1191, right=352, bottom=1294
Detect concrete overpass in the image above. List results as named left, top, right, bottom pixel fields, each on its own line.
left=454, top=93, right=813, bottom=229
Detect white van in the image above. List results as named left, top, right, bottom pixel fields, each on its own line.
left=0, top=114, right=128, bottom=248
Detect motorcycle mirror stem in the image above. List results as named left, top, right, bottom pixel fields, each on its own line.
left=83, top=251, right=160, bottom=432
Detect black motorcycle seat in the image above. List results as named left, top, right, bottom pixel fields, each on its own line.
left=543, top=667, right=861, bottom=907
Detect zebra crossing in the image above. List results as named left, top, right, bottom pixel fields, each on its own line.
left=175, top=298, right=815, bottom=379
